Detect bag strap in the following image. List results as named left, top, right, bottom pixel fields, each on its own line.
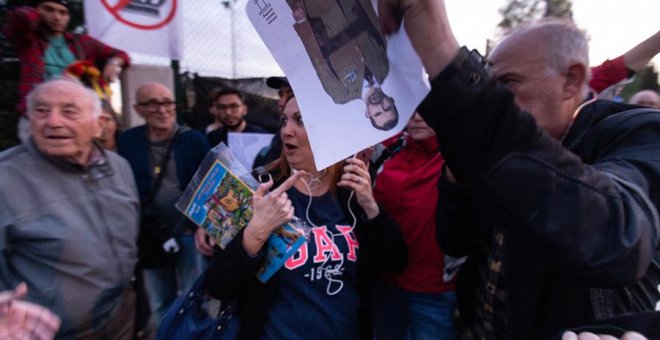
left=145, top=129, right=179, bottom=203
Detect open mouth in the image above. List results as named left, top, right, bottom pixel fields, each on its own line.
left=284, top=143, right=298, bottom=151
left=45, top=136, right=72, bottom=143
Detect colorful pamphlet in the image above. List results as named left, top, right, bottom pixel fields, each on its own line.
left=177, top=144, right=307, bottom=282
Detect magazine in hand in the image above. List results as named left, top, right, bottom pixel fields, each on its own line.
left=176, top=143, right=307, bottom=282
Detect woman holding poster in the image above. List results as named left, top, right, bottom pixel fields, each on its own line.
left=203, top=95, right=407, bottom=339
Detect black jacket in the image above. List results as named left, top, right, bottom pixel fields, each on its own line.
left=204, top=182, right=407, bottom=340
left=418, top=50, right=660, bottom=339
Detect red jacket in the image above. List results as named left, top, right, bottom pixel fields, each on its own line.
left=373, top=134, right=456, bottom=293
left=589, top=55, right=630, bottom=94
left=3, top=6, right=130, bottom=115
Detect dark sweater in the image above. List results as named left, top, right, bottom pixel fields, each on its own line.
left=117, top=125, right=210, bottom=202
left=204, top=180, right=407, bottom=340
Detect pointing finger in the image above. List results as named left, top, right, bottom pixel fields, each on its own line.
left=272, top=170, right=305, bottom=197
left=254, top=179, right=274, bottom=199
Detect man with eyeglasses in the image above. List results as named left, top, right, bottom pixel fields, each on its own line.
left=207, top=88, right=267, bottom=147
left=117, top=82, right=210, bottom=333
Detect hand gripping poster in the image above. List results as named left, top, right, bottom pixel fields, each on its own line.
left=246, top=0, right=430, bottom=170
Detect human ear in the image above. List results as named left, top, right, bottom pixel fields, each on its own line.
left=93, top=116, right=103, bottom=138
left=562, top=63, right=587, bottom=100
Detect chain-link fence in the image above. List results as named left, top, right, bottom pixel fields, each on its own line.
left=127, top=0, right=287, bottom=132
left=0, top=0, right=286, bottom=149
left=127, top=0, right=282, bottom=80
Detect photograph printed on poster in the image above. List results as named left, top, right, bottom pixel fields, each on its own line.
left=247, top=0, right=430, bottom=170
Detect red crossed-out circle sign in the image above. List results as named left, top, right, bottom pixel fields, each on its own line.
left=100, top=0, right=177, bottom=30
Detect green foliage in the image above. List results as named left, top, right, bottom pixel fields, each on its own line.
left=498, top=0, right=574, bottom=33
left=620, top=65, right=660, bottom=101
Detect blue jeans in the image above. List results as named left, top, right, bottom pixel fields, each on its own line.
left=143, top=234, right=204, bottom=325
left=372, top=281, right=456, bottom=340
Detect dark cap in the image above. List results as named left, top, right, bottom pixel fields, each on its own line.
left=266, top=77, right=289, bottom=89
left=34, top=0, right=70, bottom=8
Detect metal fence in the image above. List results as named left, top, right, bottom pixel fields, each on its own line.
left=127, top=0, right=283, bottom=80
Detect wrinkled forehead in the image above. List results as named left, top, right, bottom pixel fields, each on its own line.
left=137, top=84, right=173, bottom=102
left=34, top=81, right=89, bottom=105
left=490, top=32, right=522, bottom=59
left=490, top=32, right=546, bottom=72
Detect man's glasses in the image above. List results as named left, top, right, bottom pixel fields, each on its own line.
left=215, top=103, right=243, bottom=112
left=138, top=100, right=176, bottom=112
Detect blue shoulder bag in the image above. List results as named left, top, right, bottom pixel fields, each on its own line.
left=156, top=270, right=240, bottom=340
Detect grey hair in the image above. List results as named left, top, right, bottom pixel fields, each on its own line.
left=26, top=77, right=102, bottom=118
left=508, top=18, right=591, bottom=93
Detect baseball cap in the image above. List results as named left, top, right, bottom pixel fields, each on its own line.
left=266, top=77, right=289, bottom=89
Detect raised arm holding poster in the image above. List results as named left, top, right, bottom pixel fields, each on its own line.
left=247, top=0, right=430, bottom=170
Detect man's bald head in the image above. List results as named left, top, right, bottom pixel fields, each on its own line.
left=133, top=82, right=177, bottom=137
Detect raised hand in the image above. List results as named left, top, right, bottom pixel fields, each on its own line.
left=242, top=171, right=305, bottom=256
left=378, top=0, right=459, bottom=79
left=0, top=283, right=61, bottom=340
left=338, top=157, right=379, bottom=219
left=291, top=0, right=307, bottom=22
left=194, top=227, right=216, bottom=257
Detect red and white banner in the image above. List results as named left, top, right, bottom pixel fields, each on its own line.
left=84, top=0, right=182, bottom=59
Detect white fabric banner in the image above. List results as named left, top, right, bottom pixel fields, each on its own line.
left=246, top=0, right=430, bottom=170
left=84, top=0, right=183, bottom=59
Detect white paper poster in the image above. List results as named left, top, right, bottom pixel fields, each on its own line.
left=85, top=0, right=183, bottom=59
left=246, top=0, right=429, bottom=170
left=228, top=132, right=275, bottom=170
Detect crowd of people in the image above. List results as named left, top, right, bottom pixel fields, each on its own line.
left=1, top=0, right=660, bottom=339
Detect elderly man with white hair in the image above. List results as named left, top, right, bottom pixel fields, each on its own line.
left=378, top=0, right=660, bottom=338
left=0, top=78, right=139, bottom=339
